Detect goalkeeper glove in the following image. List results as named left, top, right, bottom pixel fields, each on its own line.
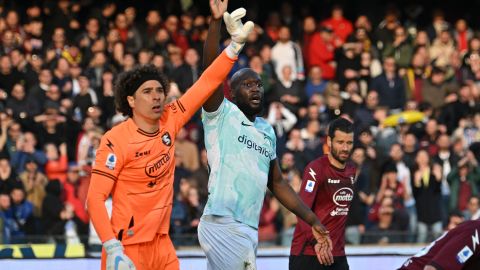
left=103, top=239, right=136, bottom=270
left=224, top=8, right=254, bottom=58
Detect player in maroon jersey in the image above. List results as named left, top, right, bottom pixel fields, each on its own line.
left=290, top=117, right=356, bottom=270
left=398, top=220, right=480, bottom=270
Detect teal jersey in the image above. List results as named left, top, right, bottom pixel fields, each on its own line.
left=202, top=98, right=277, bottom=228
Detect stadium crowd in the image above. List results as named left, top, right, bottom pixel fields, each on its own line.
left=0, top=0, right=480, bottom=248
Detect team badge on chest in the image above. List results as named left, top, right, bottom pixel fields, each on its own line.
left=162, top=132, right=172, bottom=146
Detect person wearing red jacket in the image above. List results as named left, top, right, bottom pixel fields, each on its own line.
left=308, top=26, right=336, bottom=80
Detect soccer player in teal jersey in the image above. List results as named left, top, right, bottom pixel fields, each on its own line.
left=197, top=1, right=333, bottom=269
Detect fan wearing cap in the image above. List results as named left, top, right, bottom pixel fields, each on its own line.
left=86, top=6, right=253, bottom=270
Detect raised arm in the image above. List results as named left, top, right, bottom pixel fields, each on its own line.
left=172, top=7, right=253, bottom=131
left=203, top=0, right=228, bottom=112
left=267, top=159, right=333, bottom=265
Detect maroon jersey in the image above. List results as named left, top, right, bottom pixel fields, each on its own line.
left=290, top=155, right=356, bottom=257
left=399, top=220, right=480, bottom=270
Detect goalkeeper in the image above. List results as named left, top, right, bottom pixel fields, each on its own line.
left=85, top=4, right=252, bottom=270
left=197, top=1, right=332, bottom=269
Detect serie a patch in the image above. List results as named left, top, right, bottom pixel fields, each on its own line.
left=106, top=153, right=117, bottom=170
left=305, top=180, right=315, bottom=192
left=457, top=245, right=473, bottom=264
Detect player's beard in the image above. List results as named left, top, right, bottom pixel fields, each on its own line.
left=236, top=98, right=263, bottom=118
left=330, top=146, right=351, bottom=164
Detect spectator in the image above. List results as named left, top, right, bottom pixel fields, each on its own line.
left=412, top=149, right=443, bottom=243
left=72, top=74, right=98, bottom=121
left=267, top=102, right=297, bottom=151
left=0, top=55, right=24, bottom=96
left=429, top=29, right=456, bottom=68
left=44, top=143, right=68, bottom=183
left=113, top=13, right=142, bottom=54
left=305, top=66, right=328, bottom=98
left=285, top=128, right=312, bottom=171
left=320, top=5, right=353, bottom=45
left=374, top=8, right=400, bottom=53
left=308, top=26, right=336, bottom=80
left=370, top=57, right=406, bottom=111
left=33, top=105, right=68, bottom=149
left=18, top=158, right=48, bottom=224
left=346, top=147, right=374, bottom=245
left=6, top=83, right=41, bottom=122
left=28, top=68, right=53, bottom=109
left=454, top=19, right=473, bottom=55
left=175, top=127, right=200, bottom=172
left=271, top=26, right=304, bottom=81
left=11, top=132, right=47, bottom=175
left=382, top=26, right=413, bottom=70
left=421, top=66, right=458, bottom=113
left=5, top=182, right=34, bottom=242
left=0, top=192, right=12, bottom=243
left=463, top=195, right=480, bottom=220
left=301, top=16, right=317, bottom=69
left=172, top=48, right=201, bottom=93
left=42, top=179, right=73, bottom=243
left=365, top=196, right=406, bottom=244
left=353, top=90, right=379, bottom=133
left=270, top=65, right=307, bottom=114
left=141, top=10, right=163, bottom=50
left=64, top=164, right=89, bottom=236
left=447, top=151, right=480, bottom=213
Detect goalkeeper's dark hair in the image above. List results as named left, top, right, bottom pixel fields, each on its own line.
left=114, top=64, right=170, bottom=117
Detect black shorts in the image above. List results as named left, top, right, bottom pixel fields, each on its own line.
left=289, top=255, right=349, bottom=270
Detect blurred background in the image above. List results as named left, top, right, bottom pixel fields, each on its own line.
left=0, top=0, right=480, bottom=268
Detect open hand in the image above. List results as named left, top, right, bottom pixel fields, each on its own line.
left=223, top=8, right=254, bottom=44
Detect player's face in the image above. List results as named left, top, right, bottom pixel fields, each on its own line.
left=128, top=80, right=166, bottom=123
left=328, top=130, right=354, bottom=164
left=233, top=72, right=264, bottom=116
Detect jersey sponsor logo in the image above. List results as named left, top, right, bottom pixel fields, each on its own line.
left=237, top=134, right=273, bottom=159
left=332, top=187, right=354, bottom=207
left=135, top=150, right=151, bottom=158
left=145, top=153, right=171, bottom=177
left=457, top=245, right=473, bottom=264
left=328, top=178, right=340, bottom=184
left=162, top=132, right=172, bottom=146
left=105, top=153, right=117, bottom=170
left=330, top=207, right=350, bottom=216
left=241, top=121, right=253, bottom=127
left=305, top=180, right=315, bottom=192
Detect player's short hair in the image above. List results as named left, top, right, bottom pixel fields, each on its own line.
left=230, top=68, right=257, bottom=93
left=114, top=64, right=169, bottom=117
left=328, top=117, right=354, bottom=138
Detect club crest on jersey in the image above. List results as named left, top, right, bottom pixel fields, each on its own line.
left=457, top=245, right=473, bottom=264
left=162, top=132, right=172, bottom=146
left=305, top=180, right=315, bottom=192
left=105, top=153, right=116, bottom=170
